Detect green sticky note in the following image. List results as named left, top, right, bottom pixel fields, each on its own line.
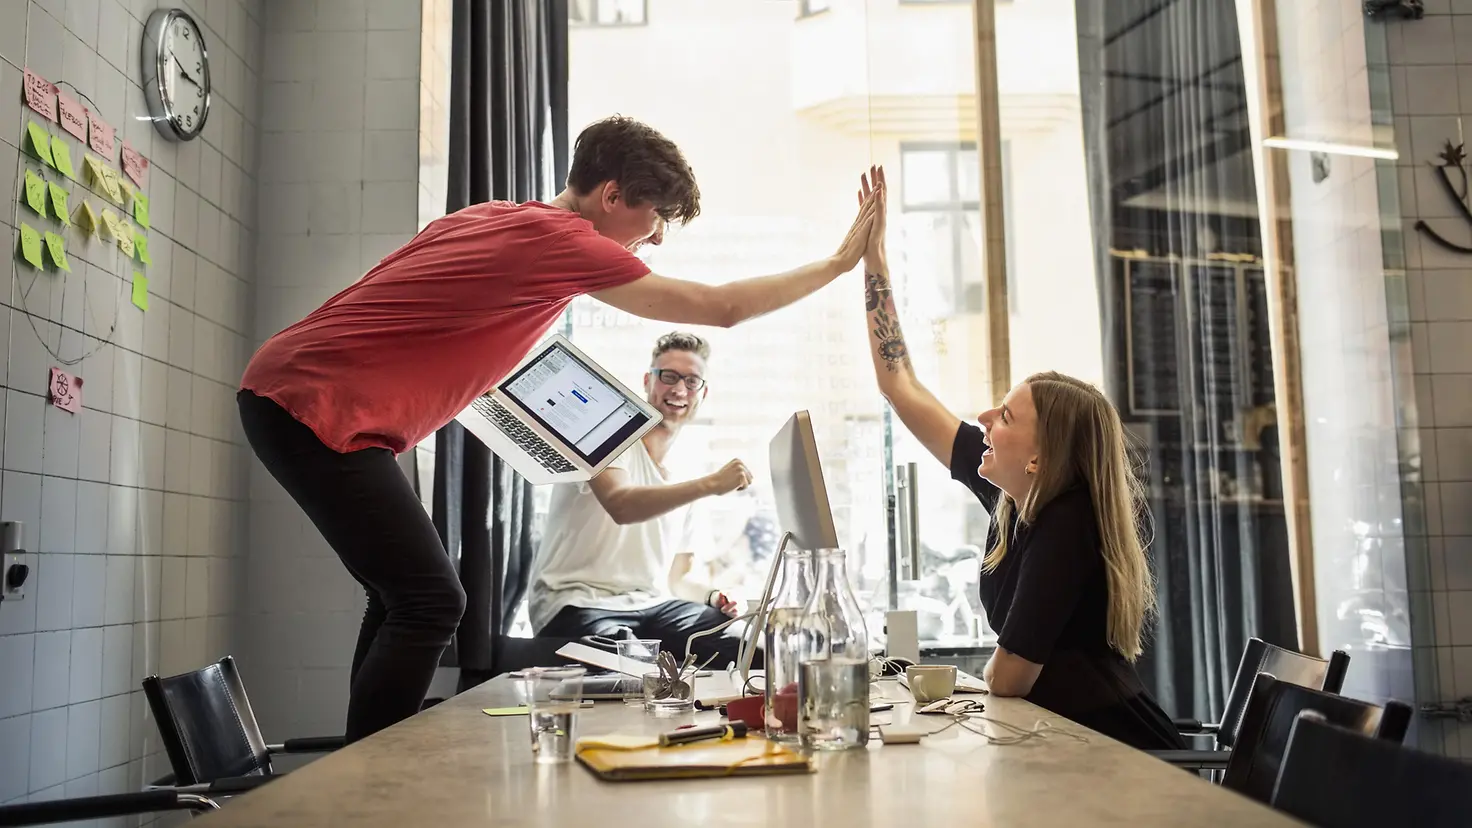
left=26, top=122, right=55, bottom=167
left=43, top=231, right=70, bottom=272
left=51, top=138, right=75, bottom=180
left=134, top=232, right=150, bottom=264
left=48, top=183, right=69, bottom=225
left=131, top=272, right=149, bottom=310
left=23, top=170, right=47, bottom=217
left=18, top=223, right=44, bottom=269
left=133, top=194, right=150, bottom=229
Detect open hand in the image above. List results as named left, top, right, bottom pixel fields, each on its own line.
left=857, top=165, right=887, bottom=271
left=832, top=178, right=880, bottom=274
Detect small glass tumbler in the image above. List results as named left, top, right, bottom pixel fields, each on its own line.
left=522, top=666, right=586, bottom=764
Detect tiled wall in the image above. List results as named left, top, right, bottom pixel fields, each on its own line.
left=1386, top=0, right=1472, bottom=758
left=0, top=0, right=261, bottom=815
left=243, top=0, right=431, bottom=741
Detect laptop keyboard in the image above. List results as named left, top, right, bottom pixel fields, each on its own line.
left=471, top=397, right=577, bottom=474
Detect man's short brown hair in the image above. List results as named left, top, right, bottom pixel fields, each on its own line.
left=568, top=116, right=701, bottom=225
left=652, top=331, right=711, bottom=362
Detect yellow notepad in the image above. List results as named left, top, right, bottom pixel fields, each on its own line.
left=576, top=735, right=813, bottom=782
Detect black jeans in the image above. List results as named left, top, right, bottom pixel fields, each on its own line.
left=238, top=391, right=466, bottom=743
left=539, top=599, right=760, bottom=669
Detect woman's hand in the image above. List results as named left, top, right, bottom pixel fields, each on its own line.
left=830, top=182, right=880, bottom=274
left=858, top=165, right=887, bottom=272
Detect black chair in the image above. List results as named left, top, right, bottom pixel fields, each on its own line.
left=1271, top=711, right=1472, bottom=827
left=0, top=790, right=218, bottom=826
left=1172, top=638, right=1351, bottom=749
left=1154, top=672, right=1413, bottom=806
left=142, top=655, right=346, bottom=795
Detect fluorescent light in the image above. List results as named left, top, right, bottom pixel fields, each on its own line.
left=1262, top=137, right=1399, bottom=161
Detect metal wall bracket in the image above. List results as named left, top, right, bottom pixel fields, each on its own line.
left=1365, top=0, right=1425, bottom=20
left=1420, top=698, right=1472, bottom=722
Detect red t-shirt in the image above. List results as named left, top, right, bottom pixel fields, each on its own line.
left=240, top=201, right=650, bottom=454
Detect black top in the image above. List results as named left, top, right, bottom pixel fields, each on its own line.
left=950, top=423, right=1185, bottom=751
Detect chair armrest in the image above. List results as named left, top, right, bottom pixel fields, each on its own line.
left=0, top=790, right=218, bottom=826
left=1171, top=718, right=1220, bottom=735
left=1146, top=749, right=1231, bottom=770
left=273, top=736, right=347, bottom=754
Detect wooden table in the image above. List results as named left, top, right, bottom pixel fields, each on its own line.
left=196, top=675, right=1300, bottom=826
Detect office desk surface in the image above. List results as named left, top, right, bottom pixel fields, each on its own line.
left=196, top=676, right=1298, bottom=827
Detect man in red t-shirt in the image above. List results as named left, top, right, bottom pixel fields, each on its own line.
left=238, top=116, right=878, bottom=742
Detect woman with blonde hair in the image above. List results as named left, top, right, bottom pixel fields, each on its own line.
left=856, top=168, right=1183, bottom=750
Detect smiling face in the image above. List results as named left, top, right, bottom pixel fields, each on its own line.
left=645, top=347, right=707, bottom=425
left=975, top=382, right=1041, bottom=499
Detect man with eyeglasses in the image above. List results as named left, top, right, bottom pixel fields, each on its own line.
left=527, top=332, right=755, bottom=666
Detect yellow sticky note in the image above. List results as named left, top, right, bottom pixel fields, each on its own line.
left=48, top=183, right=69, bottom=226
left=23, top=170, right=48, bottom=217
left=74, top=201, right=97, bottom=236
left=99, top=208, right=120, bottom=240
left=83, top=155, right=105, bottom=183
left=43, top=231, right=70, bottom=272
left=100, top=168, right=123, bottom=204
left=133, top=194, right=150, bottom=230
left=131, top=272, right=148, bottom=311
left=51, top=138, right=75, bottom=180
left=18, top=223, right=44, bottom=269
left=482, top=707, right=529, bottom=717
left=117, top=227, right=135, bottom=257
left=26, top=122, right=55, bottom=167
left=134, top=232, right=150, bottom=264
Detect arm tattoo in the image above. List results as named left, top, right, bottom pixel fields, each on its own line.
left=866, top=272, right=912, bottom=373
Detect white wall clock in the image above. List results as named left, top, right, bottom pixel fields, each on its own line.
left=141, top=8, right=212, bottom=142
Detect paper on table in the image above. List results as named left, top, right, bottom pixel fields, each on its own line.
left=18, top=223, right=44, bottom=269
left=27, top=122, right=55, bottom=167
left=131, top=272, right=149, bottom=311
left=23, top=170, right=48, bottom=217
left=51, top=139, right=75, bottom=180
left=48, top=183, right=69, bottom=225
left=43, top=231, right=70, bottom=272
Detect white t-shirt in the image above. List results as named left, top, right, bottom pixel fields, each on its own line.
left=528, top=439, right=695, bottom=633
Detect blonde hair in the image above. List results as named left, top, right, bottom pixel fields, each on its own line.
left=984, top=371, right=1157, bottom=661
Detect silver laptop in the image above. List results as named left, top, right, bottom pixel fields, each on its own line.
left=455, top=334, right=663, bottom=485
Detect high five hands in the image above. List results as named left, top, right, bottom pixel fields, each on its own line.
left=858, top=165, right=887, bottom=271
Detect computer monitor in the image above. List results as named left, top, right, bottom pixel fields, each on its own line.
left=768, top=410, right=839, bottom=551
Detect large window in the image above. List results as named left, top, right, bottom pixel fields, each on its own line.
left=899, top=143, right=983, bottom=314
left=570, top=0, right=647, bottom=27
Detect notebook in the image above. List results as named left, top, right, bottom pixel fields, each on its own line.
left=576, top=735, right=814, bottom=782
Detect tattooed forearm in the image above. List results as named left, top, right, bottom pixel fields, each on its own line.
left=865, top=272, right=912, bottom=373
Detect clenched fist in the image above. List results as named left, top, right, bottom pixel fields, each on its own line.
left=705, top=459, right=754, bottom=496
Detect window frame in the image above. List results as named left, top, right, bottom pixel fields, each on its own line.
left=570, top=0, right=649, bottom=28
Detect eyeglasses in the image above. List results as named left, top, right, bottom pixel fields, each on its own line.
left=653, top=369, right=706, bottom=391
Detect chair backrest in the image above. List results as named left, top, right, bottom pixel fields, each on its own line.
left=141, top=656, right=272, bottom=785
left=1217, top=637, right=1351, bottom=748
left=1222, top=672, right=1411, bottom=804
left=1272, top=711, right=1472, bottom=828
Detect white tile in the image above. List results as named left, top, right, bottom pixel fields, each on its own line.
left=0, top=713, right=31, bottom=803
left=319, top=0, right=368, bottom=30
left=32, top=628, right=70, bottom=714
left=159, top=618, right=187, bottom=676
left=39, top=476, right=77, bottom=556
left=68, top=625, right=103, bottom=704
left=101, top=623, right=133, bottom=698
left=79, top=345, right=115, bottom=418
left=97, top=0, right=131, bottom=72
left=61, top=36, right=98, bottom=105
left=362, top=181, right=416, bottom=234
left=0, top=633, right=36, bottom=719
left=266, top=0, right=315, bottom=31
left=41, top=403, right=81, bottom=480
left=313, top=30, right=367, bottom=80
left=1450, top=590, right=1472, bottom=647
left=76, top=409, right=112, bottom=485
left=71, top=554, right=106, bottom=629
left=106, top=416, right=139, bottom=490
left=0, top=0, right=26, bottom=68
left=26, top=2, right=66, bottom=81
left=140, top=357, right=168, bottom=427
left=134, top=556, right=160, bottom=627
left=140, top=423, right=166, bottom=492
left=166, top=367, right=193, bottom=431
left=34, top=554, right=75, bottom=633
left=5, top=391, right=46, bottom=475
left=184, top=557, right=208, bottom=617
left=97, top=693, right=130, bottom=771
left=363, top=130, right=416, bottom=182
left=367, top=0, right=417, bottom=30
left=106, top=486, right=136, bottom=560
left=366, top=29, right=417, bottom=78
left=74, top=481, right=109, bottom=558
left=1428, top=323, right=1472, bottom=374
left=103, top=555, right=135, bottom=627
left=131, top=623, right=159, bottom=690
left=28, top=706, right=68, bottom=792
left=64, top=0, right=100, bottom=47
left=161, top=556, right=186, bottom=620
left=65, top=699, right=101, bottom=780
left=365, top=78, right=417, bottom=129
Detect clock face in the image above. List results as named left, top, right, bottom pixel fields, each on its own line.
left=143, top=9, right=211, bottom=141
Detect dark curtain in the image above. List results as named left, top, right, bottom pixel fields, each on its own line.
left=434, top=0, right=570, bottom=685
left=1074, top=0, right=1298, bottom=725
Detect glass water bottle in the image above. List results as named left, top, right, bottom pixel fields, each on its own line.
left=797, top=548, right=870, bottom=750
left=762, top=548, right=814, bottom=741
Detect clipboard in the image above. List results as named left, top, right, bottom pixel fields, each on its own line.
left=576, top=735, right=813, bottom=782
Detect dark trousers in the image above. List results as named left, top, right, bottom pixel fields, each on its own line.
left=539, top=599, right=760, bottom=669
left=238, top=391, right=466, bottom=743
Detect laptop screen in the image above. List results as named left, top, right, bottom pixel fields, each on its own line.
left=499, top=341, right=654, bottom=466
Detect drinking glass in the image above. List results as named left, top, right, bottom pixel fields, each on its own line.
left=521, top=666, right=586, bottom=764
left=616, top=639, right=662, bottom=705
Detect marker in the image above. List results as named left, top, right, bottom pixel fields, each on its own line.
left=658, top=721, right=749, bottom=747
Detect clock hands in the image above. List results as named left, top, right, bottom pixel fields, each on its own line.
left=172, top=56, right=203, bottom=90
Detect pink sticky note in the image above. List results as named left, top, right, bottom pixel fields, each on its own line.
left=88, top=113, right=116, bottom=159
left=57, top=92, right=88, bottom=141
left=23, top=69, right=57, bottom=121
left=121, top=144, right=148, bottom=188
left=48, top=367, right=82, bottom=414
